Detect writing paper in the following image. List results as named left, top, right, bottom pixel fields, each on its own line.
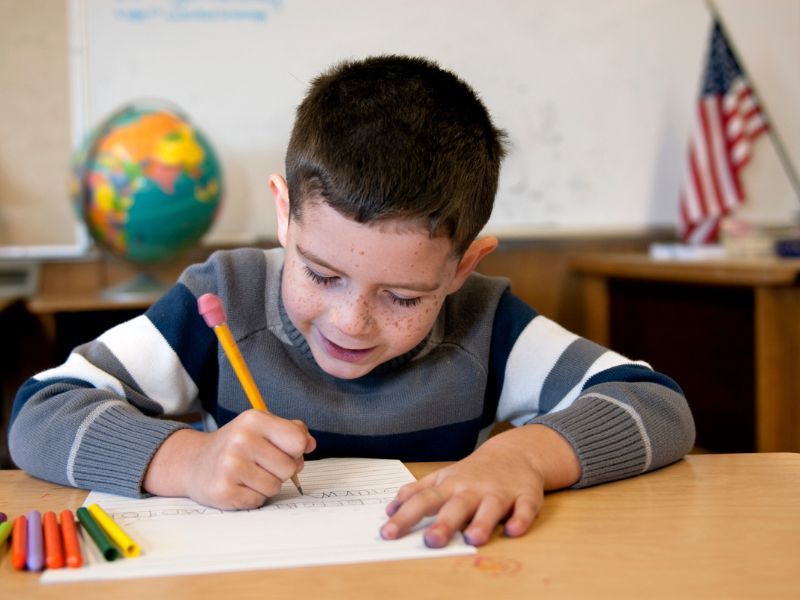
left=41, top=458, right=475, bottom=582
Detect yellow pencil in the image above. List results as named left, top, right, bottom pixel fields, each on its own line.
left=87, top=504, right=140, bottom=558
left=198, top=292, right=304, bottom=495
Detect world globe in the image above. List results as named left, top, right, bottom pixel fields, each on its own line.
left=71, top=102, right=223, bottom=265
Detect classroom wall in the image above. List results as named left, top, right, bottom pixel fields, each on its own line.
left=0, top=0, right=75, bottom=251
left=0, top=0, right=800, bottom=466
left=0, top=0, right=798, bottom=257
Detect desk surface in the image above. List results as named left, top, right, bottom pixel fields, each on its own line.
left=2, top=454, right=799, bottom=599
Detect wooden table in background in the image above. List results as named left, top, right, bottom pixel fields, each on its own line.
left=22, top=252, right=217, bottom=360
left=2, top=454, right=800, bottom=599
left=570, top=253, right=800, bottom=453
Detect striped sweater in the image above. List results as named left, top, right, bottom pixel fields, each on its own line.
left=9, top=248, right=695, bottom=497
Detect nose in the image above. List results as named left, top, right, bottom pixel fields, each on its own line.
left=331, top=292, right=374, bottom=337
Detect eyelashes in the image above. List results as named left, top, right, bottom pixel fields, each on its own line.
left=302, top=266, right=422, bottom=308
left=303, top=266, right=336, bottom=286
left=390, top=295, right=421, bottom=308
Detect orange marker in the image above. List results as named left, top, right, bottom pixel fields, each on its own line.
left=59, top=510, right=83, bottom=568
left=11, top=515, right=27, bottom=571
left=43, top=511, right=65, bottom=569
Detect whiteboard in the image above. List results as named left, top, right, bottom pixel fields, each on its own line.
left=67, top=0, right=800, bottom=245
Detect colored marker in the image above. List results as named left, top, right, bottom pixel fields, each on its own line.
left=43, top=511, right=65, bottom=569
left=88, top=504, right=140, bottom=558
left=0, top=511, right=7, bottom=523
left=0, top=520, right=11, bottom=546
left=198, top=292, right=304, bottom=494
left=76, top=507, right=119, bottom=561
left=11, top=515, right=27, bottom=570
left=26, top=510, right=44, bottom=571
left=60, top=510, right=83, bottom=568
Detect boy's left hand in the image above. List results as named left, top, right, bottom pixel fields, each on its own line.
left=379, top=424, right=580, bottom=547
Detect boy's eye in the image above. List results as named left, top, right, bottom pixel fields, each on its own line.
left=304, top=266, right=338, bottom=286
left=389, top=293, right=422, bottom=308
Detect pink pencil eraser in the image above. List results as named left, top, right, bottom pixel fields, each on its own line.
left=198, top=293, right=227, bottom=328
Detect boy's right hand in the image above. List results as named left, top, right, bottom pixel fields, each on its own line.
left=143, top=410, right=316, bottom=509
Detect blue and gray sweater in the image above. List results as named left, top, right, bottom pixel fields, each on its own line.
left=9, top=248, right=695, bottom=497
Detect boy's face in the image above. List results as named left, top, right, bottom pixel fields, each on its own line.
left=270, top=175, right=495, bottom=380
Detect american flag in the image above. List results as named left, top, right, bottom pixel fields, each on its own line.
left=679, top=21, right=768, bottom=244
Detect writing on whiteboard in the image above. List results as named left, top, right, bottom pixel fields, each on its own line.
left=113, top=0, right=282, bottom=24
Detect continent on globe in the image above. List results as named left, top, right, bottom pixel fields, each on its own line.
left=72, top=104, right=223, bottom=263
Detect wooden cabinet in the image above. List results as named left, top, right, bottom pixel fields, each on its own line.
left=571, top=253, right=800, bottom=452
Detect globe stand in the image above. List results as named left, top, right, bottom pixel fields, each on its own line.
left=100, top=271, right=168, bottom=303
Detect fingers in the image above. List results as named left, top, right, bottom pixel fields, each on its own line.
left=463, top=493, right=510, bottom=546
left=380, top=486, right=446, bottom=541
left=290, top=419, right=318, bottom=454
left=422, top=491, right=484, bottom=548
left=382, top=489, right=541, bottom=548
left=503, top=494, right=540, bottom=538
left=239, top=411, right=310, bottom=458
left=235, top=418, right=313, bottom=485
left=386, top=473, right=438, bottom=516
left=200, top=412, right=315, bottom=508
left=234, top=457, right=285, bottom=505
left=250, top=437, right=304, bottom=483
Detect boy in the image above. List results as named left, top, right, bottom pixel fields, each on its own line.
left=10, top=55, right=694, bottom=548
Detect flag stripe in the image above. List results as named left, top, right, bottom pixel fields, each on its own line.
left=695, top=104, right=726, bottom=216
left=689, top=145, right=710, bottom=217
left=706, top=97, right=739, bottom=212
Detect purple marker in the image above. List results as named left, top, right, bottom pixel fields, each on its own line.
left=0, top=512, right=7, bottom=524
left=27, top=510, right=44, bottom=571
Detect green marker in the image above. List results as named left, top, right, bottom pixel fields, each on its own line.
left=76, top=507, right=120, bottom=561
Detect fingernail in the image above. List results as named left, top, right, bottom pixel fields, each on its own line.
left=385, top=500, right=399, bottom=516
left=380, top=522, right=398, bottom=539
left=503, top=523, right=522, bottom=538
left=424, top=529, right=444, bottom=548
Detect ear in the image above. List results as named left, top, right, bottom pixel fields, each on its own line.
left=269, top=174, right=290, bottom=248
left=446, top=236, right=498, bottom=294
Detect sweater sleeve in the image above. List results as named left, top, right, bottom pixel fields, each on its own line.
left=8, top=279, right=219, bottom=497
left=489, top=289, right=695, bottom=487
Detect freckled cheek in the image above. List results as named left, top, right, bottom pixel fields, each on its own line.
left=285, top=276, right=326, bottom=322
left=301, top=294, right=325, bottom=318
left=390, top=296, right=445, bottom=340
left=380, top=311, right=434, bottom=344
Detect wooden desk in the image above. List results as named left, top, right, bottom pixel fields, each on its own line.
left=26, top=257, right=196, bottom=315
left=571, top=253, right=800, bottom=453
left=2, top=454, right=799, bottom=599
left=21, top=252, right=221, bottom=364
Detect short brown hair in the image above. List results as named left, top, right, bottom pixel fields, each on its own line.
left=285, top=55, right=506, bottom=255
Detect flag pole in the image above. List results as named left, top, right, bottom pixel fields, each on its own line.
left=704, top=0, right=800, bottom=205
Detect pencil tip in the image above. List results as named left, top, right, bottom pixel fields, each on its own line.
left=298, top=486, right=304, bottom=495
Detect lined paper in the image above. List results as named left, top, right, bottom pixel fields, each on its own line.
left=41, top=458, right=475, bottom=583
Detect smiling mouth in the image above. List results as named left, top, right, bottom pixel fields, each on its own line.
left=319, top=333, right=376, bottom=363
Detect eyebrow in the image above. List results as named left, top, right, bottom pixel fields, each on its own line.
left=296, top=244, right=442, bottom=292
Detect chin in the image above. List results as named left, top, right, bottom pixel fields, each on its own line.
left=311, top=350, right=375, bottom=380
left=318, top=360, right=374, bottom=380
